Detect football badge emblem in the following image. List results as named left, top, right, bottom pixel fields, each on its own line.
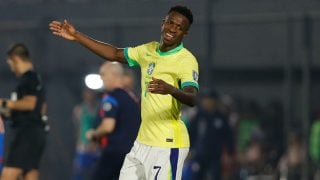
left=147, top=62, right=155, bottom=75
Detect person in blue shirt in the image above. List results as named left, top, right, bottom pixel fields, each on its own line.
left=189, top=91, right=234, bottom=180
left=86, top=62, right=140, bottom=180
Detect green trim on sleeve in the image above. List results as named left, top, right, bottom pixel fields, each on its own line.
left=181, top=81, right=199, bottom=90
left=124, top=48, right=139, bottom=67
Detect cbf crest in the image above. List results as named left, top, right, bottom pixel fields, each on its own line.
left=147, top=62, right=156, bottom=75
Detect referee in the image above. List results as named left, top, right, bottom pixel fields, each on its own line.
left=0, top=44, right=47, bottom=180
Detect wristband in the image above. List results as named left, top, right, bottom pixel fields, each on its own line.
left=1, top=100, right=7, bottom=108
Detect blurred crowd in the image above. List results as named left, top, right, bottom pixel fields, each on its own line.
left=180, top=89, right=320, bottom=180
left=71, top=75, right=320, bottom=180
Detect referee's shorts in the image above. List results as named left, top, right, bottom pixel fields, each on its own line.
left=3, top=124, right=46, bottom=172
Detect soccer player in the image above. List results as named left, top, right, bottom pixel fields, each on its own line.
left=0, top=44, right=47, bottom=180
left=49, top=5, right=199, bottom=179
left=86, top=62, right=140, bottom=180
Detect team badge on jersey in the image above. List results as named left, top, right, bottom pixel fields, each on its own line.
left=103, top=102, right=112, bottom=112
left=193, top=70, right=199, bottom=81
left=147, top=62, right=155, bottom=75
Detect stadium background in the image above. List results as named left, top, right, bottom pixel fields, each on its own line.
left=0, top=0, right=320, bottom=179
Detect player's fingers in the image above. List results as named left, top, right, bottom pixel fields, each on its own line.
left=49, top=24, right=62, bottom=31
left=49, top=27, right=61, bottom=32
left=52, top=32, right=62, bottom=37
left=148, top=85, right=159, bottom=92
left=148, top=86, right=155, bottom=91
left=149, top=84, right=160, bottom=90
left=151, top=77, right=161, bottom=82
left=50, top=21, right=62, bottom=26
left=64, top=19, right=72, bottom=27
left=51, top=20, right=62, bottom=24
left=149, top=89, right=158, bottom=93
left=49, top=25, right=60, bottom=31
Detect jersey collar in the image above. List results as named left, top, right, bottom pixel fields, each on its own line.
left=156, top=43, right=184, bottom=56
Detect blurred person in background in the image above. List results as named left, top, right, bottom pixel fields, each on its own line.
left=252, top=101, right=284, bottom=178
left=0, top=44, right=47, bottom=180
left=238, top=140, right=265, bottom=179
left=122, top=68, right=135, bottom=91
left=278, top=132, right=305, bottom=180
left=309, top=110, right=320, bottom=179
left=237, top=100, right=261, bottom=159
left=86, top=62, right=140, bottom=180
left=189, top=91, right=234, bottom=180
left=73, top=88, right=99, bottom=180
left=0, top=116, right=5, bottom=178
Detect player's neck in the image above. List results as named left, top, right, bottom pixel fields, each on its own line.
left=109, top=82, right=124, bottom=91
left=159, top=41, right=181, bottom=52
left=17, top=64, right=33, bottom=76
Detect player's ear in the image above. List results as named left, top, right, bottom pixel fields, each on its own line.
left=10, top=55, right=19, bottom=63
left=183, top=31, right=189, bottom=38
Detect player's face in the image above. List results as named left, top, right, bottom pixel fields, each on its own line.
left=100, top=69, right=113, bottom=91
left=122, top=75, right=134, bottom=90
left=6, top=56, right=19, bottom=75
left=161, top=11, right=190, bottom=47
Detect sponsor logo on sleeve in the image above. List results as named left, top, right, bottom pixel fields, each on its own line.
left=193, top=70, right=199, bottom=81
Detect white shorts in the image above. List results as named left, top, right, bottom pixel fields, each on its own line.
left=119, top=141, right=189, bottom=180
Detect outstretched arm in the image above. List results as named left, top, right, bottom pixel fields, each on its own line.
left=148, top=77, right=197, bottom=107
left=49, top=20, right=126, bottom=63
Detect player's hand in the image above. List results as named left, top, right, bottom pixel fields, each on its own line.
left=0, top=99, right=8, bottom=108
left=148, top=77, right=175, bottom=95
left=49, top=20, right=77, bottom=41
left=86, top=129, right=96, bottom=141
left=0, top=99, right=10, bottom=117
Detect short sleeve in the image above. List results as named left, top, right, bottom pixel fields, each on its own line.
left=101, top=95, right=119, bottom=119
left=179, top=57, right=199, bottom=90
left=20, top=75, right=41, bottom=96
left=124, top=44, right=145, bottom=67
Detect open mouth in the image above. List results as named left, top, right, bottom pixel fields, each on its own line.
left=164, top=32, right=175, bottom=41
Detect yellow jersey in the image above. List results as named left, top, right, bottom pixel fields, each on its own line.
left=124, top=41, right=199, bottom=148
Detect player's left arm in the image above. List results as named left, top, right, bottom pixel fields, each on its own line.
left=148, top=77, right=197, bottom=107
left=0, top=96, right=37, bottom=111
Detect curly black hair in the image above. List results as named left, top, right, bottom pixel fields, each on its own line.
left=169, top=5, right=193, bottom=25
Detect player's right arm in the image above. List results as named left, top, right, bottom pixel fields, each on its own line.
left=0, top=96, right=37, bottom=111
left=49, top=20, right=126, bottom=64
left=86, top=118, right=116, bottom=140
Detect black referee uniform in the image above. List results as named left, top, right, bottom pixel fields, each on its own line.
left=4, top=70, right=47, bottom=172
